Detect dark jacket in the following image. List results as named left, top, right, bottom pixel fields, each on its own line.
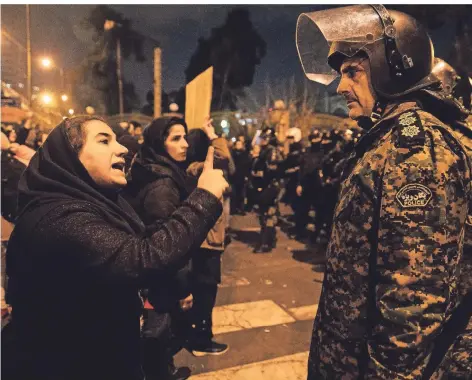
left=298, top=146, right=323, bottom=196
left=124, top=118, right=196, bottom=309
left=1, top=151, right=26, bottom=223
left=3, top=121, right=221, bottom=380
left=231, top=148, right=251, bottom=185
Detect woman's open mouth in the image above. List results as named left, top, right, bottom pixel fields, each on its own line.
left=111, top=162, right=125, bottom=173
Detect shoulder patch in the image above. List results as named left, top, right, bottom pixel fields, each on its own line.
left=394, top=110, right=425, bottom=148
left=395, top=183, right=432, bottom=209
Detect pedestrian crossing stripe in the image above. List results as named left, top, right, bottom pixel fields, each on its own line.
left=219, top=275, right=251, bottom=288
left=288, top=304, right=319, bottom=321
left=212, top=300, right=296, bottom=335
left=189, top=351, right=309, bottom=379
left=212, top=301, right=319, bottom=335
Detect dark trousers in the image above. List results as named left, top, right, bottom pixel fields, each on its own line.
left=230, top=181, right=246, bottom=213
left=141, top=307, right=185, bottom=379
left=188, top=250, right=222, bottom=344
left=188, top=283, right=218, bottom=343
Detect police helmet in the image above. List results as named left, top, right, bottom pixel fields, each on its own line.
left=297, top=5, right=438, bottom=99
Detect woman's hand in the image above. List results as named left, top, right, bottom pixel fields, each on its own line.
left=197, top=147, right=229, bottom=199
left=203, top=117, right=218, bottom=141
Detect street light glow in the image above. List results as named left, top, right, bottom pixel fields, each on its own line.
left=41, top=93, right=53, bottom=105
left=220, top=120, right=229, bottom=129
left=41, top=57, right=53, bottom=69
left=61, top=94, right=68, bottom=102
left=68, top=108, right=74, bottom=115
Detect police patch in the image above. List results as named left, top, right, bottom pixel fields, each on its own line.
left=396, top=183, right=432, bottom=208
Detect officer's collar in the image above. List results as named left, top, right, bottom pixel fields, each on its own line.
left=352, top=101, right=419, bottom=152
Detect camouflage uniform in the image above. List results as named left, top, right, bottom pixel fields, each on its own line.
left=308, top=102, right=472, bottom=379
left=429, top=117, right=472, bottom=380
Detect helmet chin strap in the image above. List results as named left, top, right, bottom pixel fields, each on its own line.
left=356, top=99, right=387, bottom=130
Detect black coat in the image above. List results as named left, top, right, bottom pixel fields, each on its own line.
left=1, top=151, right=27, bottom=223
left=124, top=143, right=197, bottom=310
left=230, top=149, right=251, bottom=186
left=3, top=121, right=221, bottom=380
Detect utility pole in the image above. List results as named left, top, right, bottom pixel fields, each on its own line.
left=154, top=47, right=162, bottom=118
left=26, top=4, right=32, bottom=106
left=116, top=37, right=124, bottom=116
left=104, top=20, right=124, bottom=116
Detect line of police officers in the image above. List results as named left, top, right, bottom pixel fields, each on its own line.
left=245, top=123, right=363, bottom=253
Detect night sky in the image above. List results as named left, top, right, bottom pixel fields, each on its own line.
left=1, top=4, right=458, bottom=110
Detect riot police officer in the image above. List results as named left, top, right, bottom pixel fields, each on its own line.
left=296, top=128, right=324, bottom=242
left=281, top=127, right=304, bottom=237
left=249, top=127, right=283, bottom=253
left=297, top=5, right=472, bottom=378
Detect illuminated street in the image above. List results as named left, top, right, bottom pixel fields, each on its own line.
left=176, top=207, right=325, bottom=379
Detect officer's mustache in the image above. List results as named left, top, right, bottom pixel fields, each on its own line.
left=342, top=92, right=358, bottom=104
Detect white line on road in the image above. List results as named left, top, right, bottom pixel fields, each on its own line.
left=189, top=351, right=309, bottom=379
left=213, top=300, right=296, bottom=335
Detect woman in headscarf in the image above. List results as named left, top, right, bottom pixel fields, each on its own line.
left=3, top=116, right=227, bottom=380
left=124, top=116, right=195, bottom=379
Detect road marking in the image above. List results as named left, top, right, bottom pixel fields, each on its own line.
left=213, top=300, right=296, bottom=335
left=219, top=275, right=251, bottom=288
left=288, top=304, right=319, bottom=321
left=190, top=351, right=309, bottom=379
left=236, top=227, right=261, bottom=232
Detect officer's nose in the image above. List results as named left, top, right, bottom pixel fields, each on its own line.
left=336, top=76, right=349, bottom=97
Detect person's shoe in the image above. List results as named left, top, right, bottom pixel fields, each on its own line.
left=254, top=244, right=271, bottom=253
left=262, top=244, right=273, bottom=253
left=169, top=365, right=191, bottom=380
left=190, top=341, right=229, bottom=357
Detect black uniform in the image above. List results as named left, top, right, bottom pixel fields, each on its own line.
left=249, top=129, right=283, bottom=253
left=296, top=131, right=324, bottom=240
left=281, top=141, right=303, bottom=214
left=230, top=147, right=251, bottom=215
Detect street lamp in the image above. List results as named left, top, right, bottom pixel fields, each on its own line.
left=68, top=108, right=74, bottom=116
left=41, top=93, right=53, bottom=105
left=41, top=57, right=53, bottom=69
left=61, top=94, right=68, bottom=102
left=104, top=19, right=124, bottom=116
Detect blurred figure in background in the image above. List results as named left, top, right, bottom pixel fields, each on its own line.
left=249, top=127, right=283, bottom=253
left=230, top=139, right=251, bottom=215
left=185, top=118, right=230, bottom=357
left=281, top=127, right=304, bottom=239
left=296, top=128, right=324, bottom=243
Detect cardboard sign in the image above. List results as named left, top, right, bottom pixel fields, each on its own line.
left=185, top=66, right=213, bottom=130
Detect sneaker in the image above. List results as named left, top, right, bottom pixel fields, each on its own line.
left=169, top=366, right=191, bottom=380
left=253, top=244, right=271, bottom=253
left=190, top=341, right=229, bottom=357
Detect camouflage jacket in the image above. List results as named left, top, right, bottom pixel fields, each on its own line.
left=308, top=102, right=472, bottom=379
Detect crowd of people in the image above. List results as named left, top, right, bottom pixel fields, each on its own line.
left=1, top=4, right=472, bottom=380
left=0, top=104, right=362, bottom=379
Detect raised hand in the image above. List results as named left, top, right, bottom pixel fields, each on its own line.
left=197, top=146, right=229, bottom=199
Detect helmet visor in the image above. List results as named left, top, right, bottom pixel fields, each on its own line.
left=296, top=5, right=384, bottom=85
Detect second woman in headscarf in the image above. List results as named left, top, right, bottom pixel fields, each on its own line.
left=124, top=117, right=195, bottom=380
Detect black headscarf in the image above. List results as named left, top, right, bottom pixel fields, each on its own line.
left=131, top=116, right=194, bottom=196
left=16, top=119, right=144, bottom=235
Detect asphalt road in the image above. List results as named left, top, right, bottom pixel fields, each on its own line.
left=175, top=207, right=327, bottom=379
